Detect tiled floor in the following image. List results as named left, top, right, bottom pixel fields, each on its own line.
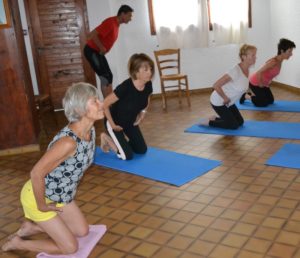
left=1, top=86, right=300, bottom=258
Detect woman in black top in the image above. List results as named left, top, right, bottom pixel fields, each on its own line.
left=102, top=53, right=154, bottom=160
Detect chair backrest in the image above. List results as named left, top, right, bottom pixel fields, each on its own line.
left=154, top=49, right=181, bottom=77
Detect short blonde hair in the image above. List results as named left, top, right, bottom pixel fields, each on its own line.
left=239, top=44, right=257, bottom=60
left=63, top=82, right=100, bottom=122
left=128, top=53, right=155, bottom=80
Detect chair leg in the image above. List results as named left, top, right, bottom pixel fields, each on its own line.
left=161, top=83, right=167, bottom=110
left=185, top=77, right=191, bottom=107
left=178, top=79, right=182, bottom=105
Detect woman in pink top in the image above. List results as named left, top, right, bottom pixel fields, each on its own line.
left=240, top=38, right=296, bottom=107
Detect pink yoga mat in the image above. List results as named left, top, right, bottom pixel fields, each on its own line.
left=36, top=225, right=107, bottom=258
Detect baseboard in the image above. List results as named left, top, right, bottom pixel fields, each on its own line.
left=151, top=83, right=300, bottom=100
left=0, top=144, right=40, bottom=157
left=151, top=87, right=213, bottom=99
left=271, top=81, right=300, bottom=94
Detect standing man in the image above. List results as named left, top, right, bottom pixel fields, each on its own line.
left=84, top=5, right=134, bottom=98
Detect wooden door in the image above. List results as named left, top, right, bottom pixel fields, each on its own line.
left=24, top=0, right=96, bottom=109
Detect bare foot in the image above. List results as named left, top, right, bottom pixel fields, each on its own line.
left=100, top=133, right=118, bottom=153
left=9, top=220, right=41, bottom=239
left=2, top=235, right=22, bottom=252
left=209, top=115, right=218, bottom=121
left=198, top=118, right=209, bottom=126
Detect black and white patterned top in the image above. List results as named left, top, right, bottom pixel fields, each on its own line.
left=44, top=126, right=96, bottom=204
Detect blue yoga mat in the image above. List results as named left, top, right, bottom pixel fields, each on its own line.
left=185, top=120, right=300, bottom=140
left=236, top=100, right=300, bottom=112
left=93, top=146, right=221, bottom=186
left=266, top=143, right=300, bottom=169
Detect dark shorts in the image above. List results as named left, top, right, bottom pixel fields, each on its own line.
left=84, top=45, right=113, bottom=84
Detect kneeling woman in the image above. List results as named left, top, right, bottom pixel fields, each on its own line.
left=2, top=83, right=104, bottom=255
left=102, top=53, right=154, bottom=160
left=200, top=44, right=257, bottom=129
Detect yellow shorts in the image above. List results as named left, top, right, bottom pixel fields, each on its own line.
left=21, top=180, right=65, bottom=222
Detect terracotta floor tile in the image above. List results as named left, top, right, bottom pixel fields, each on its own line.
left=262, top=217, right=286, bottom=229
left=200, top=228, right=227, bottom=243
left=171, top=210, right=197, bottom=223
left=141, top=216, right=166, bottom=229
left=167, top=235, right=194, bottom=250
left=188, top=239, right=216, bottom=256
left=240, top=212, right=265, bottom=225
left=254, top=226, right=279, bottom=241
left=231, top=222, right=257, bottom=236
left=190, top=214, right=215, bottom=227
left=128, top=226, right=154, bottom=239
left=112, top=236, right=140, bottom=252
left=221, top=233, right=248, bottom=248
left=270, top=207, right=293, bottom=219
left=138, top=204, right=160, bottom=215
left=209, top=245, right=239, bottom=258
left=244, top=238, right=272, bottom=253
left=146, top=230, right=173, bottom=245
left=124, top=213, right=148, bottom=224
left=179, top=224, right=205, bottom=238
left=276, top=230, right=300, bottom=246
left=153, top=247, right=181, bottom=258
left=220, top=209, right=244, bottom=220
left=210, top=218, right=236, bottom=231
left=132, top=242, right=160, bottom=257
left=97, top=249, right=125, bottom=258
left=268, top=243, right=296, bottom=258
left=237, top=250, right=265, bottom=258
left=110, top=222, right=136, bottom=235
left=291, top=210, right=300, bottom=221
left=160, top=220, right=185, bottom=234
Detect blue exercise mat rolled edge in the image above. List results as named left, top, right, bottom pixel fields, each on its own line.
left=236, top=100, right=300, bottom=112
left=266, top=143, right=300, bottom=169
left=93, top=146, right=221, bottom=186
left=185, top=120, right=300, bottom=140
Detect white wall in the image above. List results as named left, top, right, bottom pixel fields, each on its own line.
left=270, top=0, right=300, bottom=87
left=22, top=0, right=298, bottom=95
left=86, top=0, right=273, bottom=93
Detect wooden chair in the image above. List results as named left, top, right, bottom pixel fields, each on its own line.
left=154, top=48, right=191, bottom=110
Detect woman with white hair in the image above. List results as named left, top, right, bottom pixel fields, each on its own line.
left=2, top=82, right=104, bottom=255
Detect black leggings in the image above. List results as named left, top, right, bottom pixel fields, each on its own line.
left=249, top=83, right=274, bottom=107
left=84, top=45, right=113, bottom=84
left=209, top=104, right=244, bottom=129
left=105, top=120, right=147, bottom=160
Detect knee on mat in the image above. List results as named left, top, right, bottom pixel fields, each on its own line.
left=61, top=239, right=79, bottom=254
left=76, top=225, right=89, bottom=238
left=134, top=146, right=147, bottom=155
left=228, top=124, right=240, bottom=130
left=123, top=149, right=134, bottom=160
left=124, top=152, right=134, bottom=160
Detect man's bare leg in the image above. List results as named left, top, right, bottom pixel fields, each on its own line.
left=101, top=84, right=113, bottom=98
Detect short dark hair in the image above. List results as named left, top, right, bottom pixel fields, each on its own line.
left=277, top=38, right=296, bottom=55
left=117, top=5, right=134, bottom=16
